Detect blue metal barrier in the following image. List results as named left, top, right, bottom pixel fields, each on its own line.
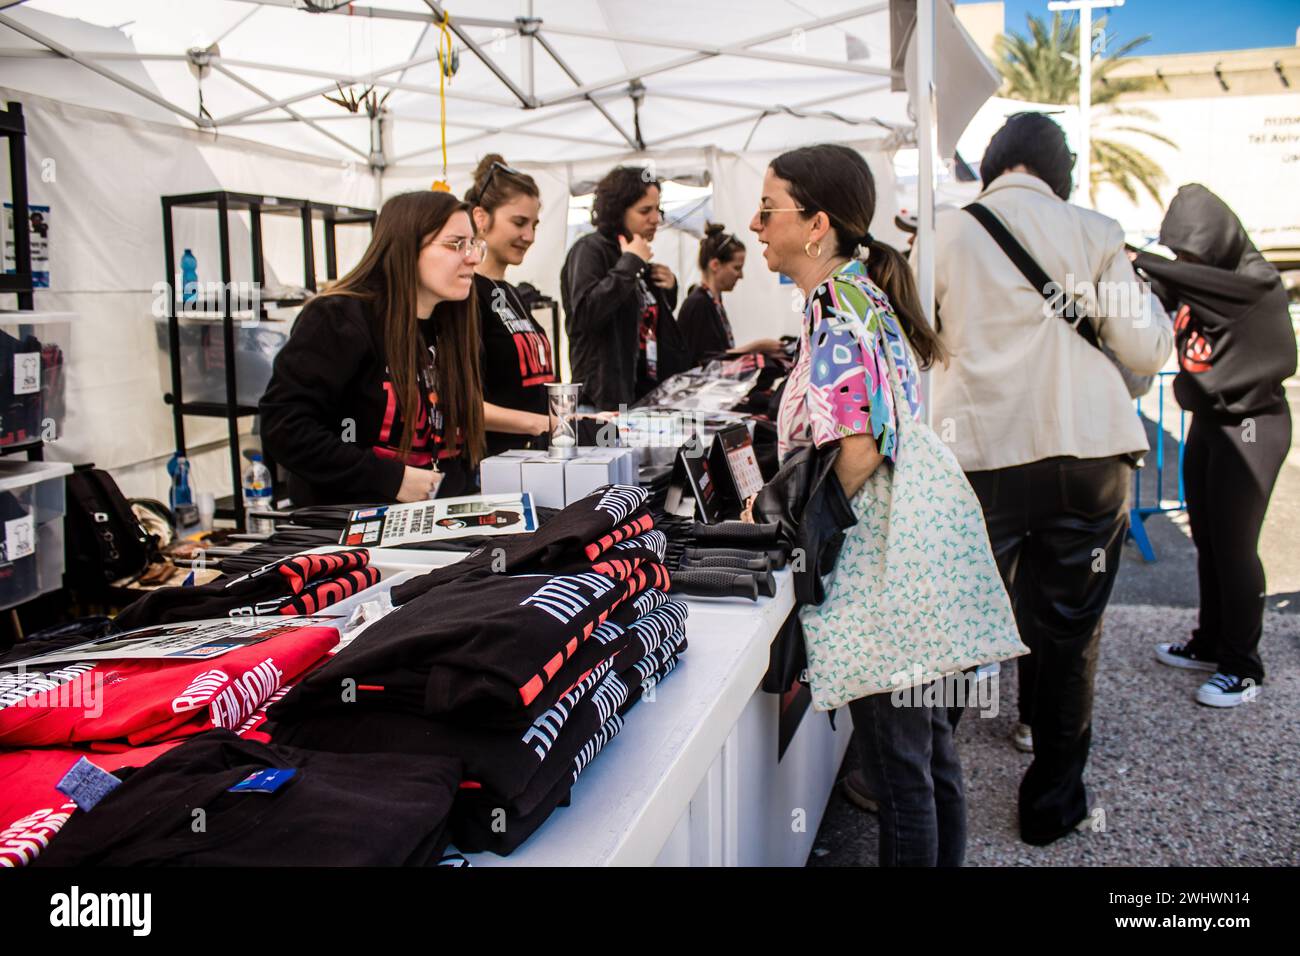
left=1129, top=370, right=1187, bottom=561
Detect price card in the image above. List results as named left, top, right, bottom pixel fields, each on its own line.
left=13, top=352, right=39, bottom=395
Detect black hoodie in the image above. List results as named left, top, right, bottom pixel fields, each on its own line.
left=1133, top=184, right=1295, bottom=419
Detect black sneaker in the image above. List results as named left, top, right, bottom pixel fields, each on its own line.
left=1196, top=673, right=1259, bottom=708
left=1155, top=641, right=1217, bottom=672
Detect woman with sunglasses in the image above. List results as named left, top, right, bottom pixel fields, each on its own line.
left=750, top=144, right=968, bottom=867
left=677, top=221, right=785, bottom=367
left=560, top=166, right=690, bottom=411
left=260, top=190, right=486, bottom=505
left=465, top=154, right=555, bottom=455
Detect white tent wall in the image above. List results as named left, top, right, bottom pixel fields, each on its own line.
left=0, top=87, right=378, bottom=504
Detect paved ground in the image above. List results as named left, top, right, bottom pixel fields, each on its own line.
left=810, top=381, right=1300, bottom=867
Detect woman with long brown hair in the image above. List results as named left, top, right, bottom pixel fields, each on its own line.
left=464, top=154, right=555, bottom=455
left=260, top=190, right=486, bottom=505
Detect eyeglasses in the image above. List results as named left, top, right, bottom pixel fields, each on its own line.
left=757, top=205, right=806, bottom=225
left=432, top=237, right=487, bottom=259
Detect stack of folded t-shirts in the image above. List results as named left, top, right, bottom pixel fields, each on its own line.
left=267, top=484, right=690, bottom=855
left=0, top=548, right=383, bottom=867
left=115, top=548, right=380, bottom=629
left=0, top=616, right=342, bottom=867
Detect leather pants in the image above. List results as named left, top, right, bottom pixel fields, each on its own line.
left=965, top=455, right=1131, bottom=846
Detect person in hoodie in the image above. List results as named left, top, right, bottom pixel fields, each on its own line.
left=560, top=167, right=690, bottom=411
left=1133, top=185, right=1297, bottom=708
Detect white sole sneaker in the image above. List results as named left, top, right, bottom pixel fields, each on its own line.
left=1195, top=675, right=1259, bottom=708
left=1155, top=642, right=1217, bottom=672
left=1012, top=723, right=1033, bottom=753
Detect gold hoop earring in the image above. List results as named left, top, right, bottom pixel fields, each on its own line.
left=803, top=240, right=821, bottom=259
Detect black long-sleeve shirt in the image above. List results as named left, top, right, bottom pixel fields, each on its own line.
left=676, top=284, right=735, bottom=367
left=259, top=293, right=470, bottom=507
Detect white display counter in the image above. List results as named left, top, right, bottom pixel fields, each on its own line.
left=317, top=545, right=852, bottom=867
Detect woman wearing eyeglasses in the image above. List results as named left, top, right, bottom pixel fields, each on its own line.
left=260, top=190, right=486, bottom=505
left=677, top=221, right=784, bottom=367
left=464, top=154, right=555, bottom=456
left=560, top=166, right=691, bottom=410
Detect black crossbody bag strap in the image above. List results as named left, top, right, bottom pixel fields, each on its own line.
left=963, top=202, right=1102, bottom=351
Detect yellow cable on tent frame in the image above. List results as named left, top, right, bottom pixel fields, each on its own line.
left=430, top=11, right=453, bottom=192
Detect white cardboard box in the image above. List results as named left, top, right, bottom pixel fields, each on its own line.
left=521, top=458, right=568, bottom=510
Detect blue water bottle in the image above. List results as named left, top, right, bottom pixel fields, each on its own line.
left=181, top=248, right=199, bottom=303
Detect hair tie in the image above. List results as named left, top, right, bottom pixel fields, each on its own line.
left=860, top=231, right=875, bottom=247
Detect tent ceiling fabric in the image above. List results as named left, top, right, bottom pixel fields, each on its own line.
left=0, top=0, right=931, bottom=169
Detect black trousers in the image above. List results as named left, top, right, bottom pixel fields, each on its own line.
left=965, top=455, right=1131, bottom=846
left=1183, top=405, right=1291, bottom=683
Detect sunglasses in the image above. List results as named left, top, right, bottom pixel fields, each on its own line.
left=479, top=160, right=523, bottom=201
left=757, top=204, right=806, bottom=226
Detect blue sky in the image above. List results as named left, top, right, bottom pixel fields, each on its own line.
left=963, top=0, right=1299, bottom=55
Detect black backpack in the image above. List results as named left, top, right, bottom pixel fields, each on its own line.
left=66, top=465, right=157, bottom=591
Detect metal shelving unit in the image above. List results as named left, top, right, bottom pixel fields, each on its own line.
left=161, top=190, right=374, bottom=528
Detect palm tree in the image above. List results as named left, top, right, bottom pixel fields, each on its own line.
left=994, top=11, right=1175, bottom=205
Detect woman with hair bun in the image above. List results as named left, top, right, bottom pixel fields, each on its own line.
left=465, top=154, right=555, bottom=455
left=676, top=222, right=783, bottom=367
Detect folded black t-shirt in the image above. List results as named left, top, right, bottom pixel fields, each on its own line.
left=271, top=561, right=671, bottom=729
left=391, top=485, right=650, bottom=603
left=33, top=730, right=462, bottom=867
left=113, top=549, right=376, bottom=631
left=449, top=635, right=685, bottom=855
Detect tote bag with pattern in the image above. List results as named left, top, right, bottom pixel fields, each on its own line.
left=797, top=334, right=1027, bottom=711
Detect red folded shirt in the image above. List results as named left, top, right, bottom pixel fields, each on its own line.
left=0, top=621, right=339, bottom=748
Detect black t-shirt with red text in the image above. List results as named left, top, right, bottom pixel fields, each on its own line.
left=260, top=293, right=472, bottom=506
left=474, top=274, right=554, bottom=456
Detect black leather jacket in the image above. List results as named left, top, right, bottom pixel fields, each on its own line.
left=560, top=230, right=688, bottom=410
left=753, top=442, right=857, bottom=693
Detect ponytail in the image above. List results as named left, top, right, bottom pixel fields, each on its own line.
left=863, top=238, right=946, bottom=370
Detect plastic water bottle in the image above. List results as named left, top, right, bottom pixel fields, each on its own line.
left=181, top=248, right=199, bottom=303
left=167, top=453, right=199, bottom=530
left=242, top=453, right=274, bottom=534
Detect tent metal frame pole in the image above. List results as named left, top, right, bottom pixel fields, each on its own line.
left=210, top=55, right=517, bottom=125
left=536, top=3, right=892, bottom=107
left=386, top=102, right=606, bottom=164
left=212, top=63, right=368, bottom=160
left=226, top=0, right=520, bottom=31
left=422, top=0, right=538, bottom=108
left=0, top=13, right=204, bottom=125
left=537, top=4, right=888, bottom=56
left=915, top=0, right=938, bottom=427
left=643, top=81, right=893, bottom=148
left=532, top=32, right=640, bottom=150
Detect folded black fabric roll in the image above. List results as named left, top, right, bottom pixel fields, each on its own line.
left=33, top=730, right=462, bottom=867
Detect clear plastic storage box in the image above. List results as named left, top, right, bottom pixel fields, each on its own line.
left=0, top=458, right=72, bottom=611
left=0, top=311, right=73, bottom=448
left=154, top=313, right=292, bottom=408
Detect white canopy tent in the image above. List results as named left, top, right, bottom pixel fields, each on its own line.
left=0, top=0, right=998, bottom=501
